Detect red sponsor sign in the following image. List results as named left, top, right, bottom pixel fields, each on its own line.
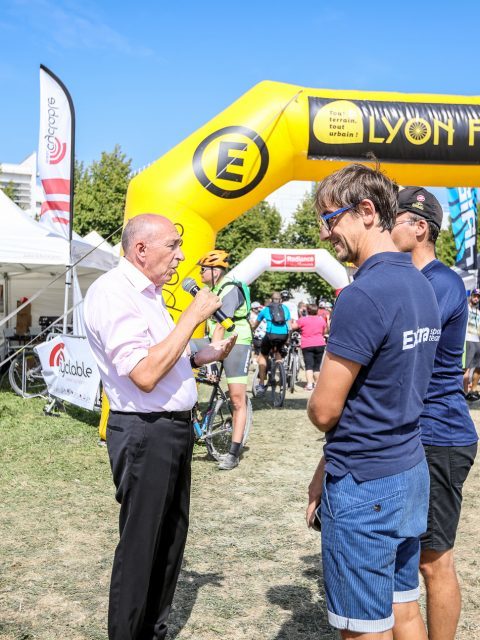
left=270, top=253, right=315, bottom=268
left=270, top=253, right=286, bottom=267
left=49, top=342, right=65, bottom=366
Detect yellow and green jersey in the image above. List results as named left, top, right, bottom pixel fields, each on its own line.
left=206, top=275, right=252, bottom=345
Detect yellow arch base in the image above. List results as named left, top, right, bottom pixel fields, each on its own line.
left=99, top=81, right=480, bottom=439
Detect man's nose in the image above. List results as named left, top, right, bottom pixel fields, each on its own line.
left=319, top=224, right=331, bottom=241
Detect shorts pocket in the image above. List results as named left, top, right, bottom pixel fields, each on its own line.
left=450, top=444, right=477, bottom=489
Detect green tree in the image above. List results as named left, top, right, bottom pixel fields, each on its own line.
left=1, top=180, right=17, bottom=202
left=436, top=224, right=456, bottom=266
left=73, top=145, right=131, bottom=243
left=216, top=201, right=289, bottom=301
left=0, top=164, right=18, bottom=203
left=282, top=189, right=337, bottom=302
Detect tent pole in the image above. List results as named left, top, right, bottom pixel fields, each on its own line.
left=3, top=273, right=9, bottom=328
left=62, top=262, right=71, bottom=333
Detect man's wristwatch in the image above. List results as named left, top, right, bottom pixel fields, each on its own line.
left=189, top=353, right=198, bottom=369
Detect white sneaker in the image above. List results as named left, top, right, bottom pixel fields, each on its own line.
left=255, top=384, right=266, bottom=396
left=218, top=453, right=239, bottom=470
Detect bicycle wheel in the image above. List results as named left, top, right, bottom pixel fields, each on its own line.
left=271, top=360, right=286, bottom=408
left=288, top=353, right=298, bottom=393
left=241, top=396, right=253, bottom=446
left=8, top=349, right=47, bottom=398
left=205, top=392, right=253, bottom=459
left=251, top=362, right=260, bottom=397
left=205, top=395, right=234, bottom=460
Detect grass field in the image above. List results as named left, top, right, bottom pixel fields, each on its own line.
left=0, top=384, right=479, bottom=639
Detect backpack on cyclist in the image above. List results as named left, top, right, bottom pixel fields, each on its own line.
left=216, top=280, right=251, bottom=320
left=269, top=302, right=286, bottom=326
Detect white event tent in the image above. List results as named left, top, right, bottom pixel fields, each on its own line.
left=0, top=189, right=117, bottom=347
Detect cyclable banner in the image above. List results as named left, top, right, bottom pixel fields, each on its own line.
left=35, top=335, right=100, bottom=410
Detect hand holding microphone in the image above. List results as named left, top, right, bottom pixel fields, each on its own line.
left=182, top=278, right=235, bottom=332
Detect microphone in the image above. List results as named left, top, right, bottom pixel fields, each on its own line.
left=182, top=277, right=235, bottom=332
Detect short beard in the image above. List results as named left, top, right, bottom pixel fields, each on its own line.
left=335, top=238, right=356, bottom=263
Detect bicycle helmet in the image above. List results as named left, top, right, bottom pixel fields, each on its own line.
left=197, top=249, right=229, bottom=269
left=280, top=290, right=291, bottom=300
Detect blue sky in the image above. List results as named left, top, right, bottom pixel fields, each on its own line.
left=1, top=0, right=480, bottom=211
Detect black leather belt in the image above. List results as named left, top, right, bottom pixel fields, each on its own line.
left=110, top=409, right=193, bottom=423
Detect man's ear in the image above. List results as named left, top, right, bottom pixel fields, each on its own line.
left=135, top=240, right=147, bottom=262
left=415, top=219, right=429, bottom=238
left=358, top=198, right=376, bottom=225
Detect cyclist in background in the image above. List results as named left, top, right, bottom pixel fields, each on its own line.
left=252, top=291, right=291, bottom=395
left=292, top=303, right=328, bottom=391
left=250, top=301, right=266, bottom=361
left=280, top=289, right=299, bottom=321
left=317, top=301, right=331, bottom=333
left=198, top=250, right=252, bottom=471
left=464, top=288, right=480, bottom=401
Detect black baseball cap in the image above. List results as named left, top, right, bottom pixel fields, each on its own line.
left=397, top=187, right=443, bottom=229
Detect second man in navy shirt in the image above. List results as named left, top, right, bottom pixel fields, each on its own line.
left=392, top=186, right=477, bottom=640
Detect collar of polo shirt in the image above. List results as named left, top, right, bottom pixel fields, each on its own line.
left=119, top=257, right=159, bottom=294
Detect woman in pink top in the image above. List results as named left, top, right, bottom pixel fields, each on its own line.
left=292, top=303, right=327, bottom=391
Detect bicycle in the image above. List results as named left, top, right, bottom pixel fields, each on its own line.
left=285, top=330, right=301, bottom=394
left=8, top=346, right=48, bottom=398
left=251, top=345, right=287, bottom=408
left=193, top=363, right=253, bottom=460
left=6, top=316, right=67, bottom=399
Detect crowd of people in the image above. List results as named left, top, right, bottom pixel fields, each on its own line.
left=83, top=164, right=477, bottom=640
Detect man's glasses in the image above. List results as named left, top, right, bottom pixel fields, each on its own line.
left=393, top=219, right=416, bottom=228
left=318, top=203, right=359, bottom=231
left=199, top=266, right=210, bottom=273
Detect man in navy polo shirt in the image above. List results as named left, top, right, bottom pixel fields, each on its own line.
left=392, top=186, right=477, bottom=640
left=306, top=163, right=441, bottom=639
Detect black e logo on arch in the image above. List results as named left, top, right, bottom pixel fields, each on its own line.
left=193, top=126, right=269, bottom=199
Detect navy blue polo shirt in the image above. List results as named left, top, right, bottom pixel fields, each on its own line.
left=420, top=260, right=478, bottom=447
left=325, top=252, right=441, bottom=482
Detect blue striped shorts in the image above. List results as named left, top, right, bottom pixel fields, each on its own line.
left=320, top=459, right=429, bottom=633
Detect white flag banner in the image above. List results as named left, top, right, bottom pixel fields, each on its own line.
left=35, top=335, right=100, bottom=410
left=38, top=65, right=74, bottom=238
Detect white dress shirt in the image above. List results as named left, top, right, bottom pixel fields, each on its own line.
left=84, top=257, right=197, bottom=412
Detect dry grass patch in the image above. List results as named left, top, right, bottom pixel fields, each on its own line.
left=0, top=387, right=479, bottom=639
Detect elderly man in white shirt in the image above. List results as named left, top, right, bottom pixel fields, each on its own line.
left=84, top=214, right=235, bottom=640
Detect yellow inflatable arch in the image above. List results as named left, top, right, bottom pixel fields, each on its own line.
left=98, top=81, right=480, bottom=438
left=125, top=80, right=480, bottom=321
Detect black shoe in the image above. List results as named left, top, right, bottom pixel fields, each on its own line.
left=466, top=391, right=480, bottom=402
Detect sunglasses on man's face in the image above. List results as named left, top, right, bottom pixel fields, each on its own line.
left=318, top=203, right=359, bottom=232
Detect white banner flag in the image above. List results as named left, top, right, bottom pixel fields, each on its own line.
left=38, top=65, right=74, bottom=238
left=35, top=335, right=100, bottom=410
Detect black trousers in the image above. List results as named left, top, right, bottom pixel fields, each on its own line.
left=106, top=411, right=194, bottom=640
